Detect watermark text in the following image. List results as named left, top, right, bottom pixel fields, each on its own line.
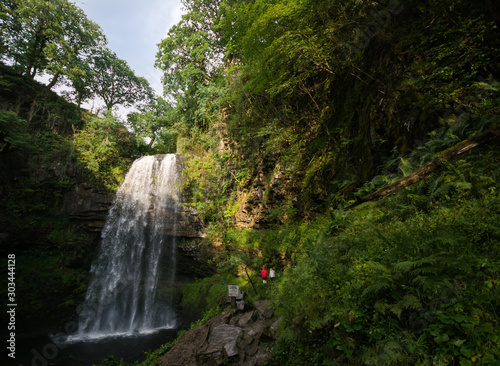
left=7, top=254, right=16, bottom=359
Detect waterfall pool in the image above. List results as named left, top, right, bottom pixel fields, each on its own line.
left=13, top=327, right=179, bottom=366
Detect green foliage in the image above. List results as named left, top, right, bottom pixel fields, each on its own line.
left=156, top=0, right=225, bottom=132
left=82, top=47, right=154, bottom=111
left=180, top=138, right=240, bottom=225
left=155, top=0, right=500, bottom=222
left=267, top=148, right=500, bottom=365
left=0, top=61, right=85, bottom=133
left=180, top=273, right=242, bottom=316
left=356, top=111, right=499, bottom=201
left=127, top=97, right=177, bottom=153
left=73, top=113, right=140, bottom=190
left=400, top=1, right=499, bottom=113
left=1, top=1, right=151, bottom=111
left=221, top=0, right=350, bottom=98
left=0, top=111, right=33, bottom=153
left=0, top=0, right=105, bottom=88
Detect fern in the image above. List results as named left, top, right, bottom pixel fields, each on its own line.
left=412, top=275, right=453, bottom=293
left=365, top=260, right=391, bottom=273
left=395, top=254, right=441, bottom=273
left=362, top=279, right=395, bottom=299
left=417, top=143, right=440, bottom=165
left=409, top=265, right=441, bottom=277
left=395, top=251, right=475, bottom=297
left=427, top=171, right=446, bottom=198
left=374, top=300, right=390, bottom=315
left=389, top=293, right=422, bottom=319
left=399, top=157, right=415, bottom=177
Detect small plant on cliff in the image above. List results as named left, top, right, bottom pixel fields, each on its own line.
left=74, top=113, right=143, bottom=190
left=0, top=111, right=34, bottom=153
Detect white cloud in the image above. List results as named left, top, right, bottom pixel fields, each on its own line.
left=162, top=2, right=184, bottom=38
left=146, top=0, right=184, bottom=39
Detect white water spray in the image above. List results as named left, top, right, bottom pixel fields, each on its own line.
left=77, top=154, right=181, bottom=339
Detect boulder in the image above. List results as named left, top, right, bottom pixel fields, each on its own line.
left=224, top=340, right=239, bottom=358
left=160, top=300, right=278, bottom=366
left=205, top=324, right=243, bottom=354
left=262, top=306, right=274, bottom=319
left=238, top=310, right=259, bottom=327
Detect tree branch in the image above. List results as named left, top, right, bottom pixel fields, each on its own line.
left=348, top=127, right=500, bottom=208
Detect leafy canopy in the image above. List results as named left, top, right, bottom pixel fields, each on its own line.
left=83, top=47, right=154, bottom=111
left=0, top=0, right=105, bottom=89
left=127, top=97, right=178, bottom=153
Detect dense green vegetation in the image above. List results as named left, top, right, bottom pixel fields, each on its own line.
left=152, top=0, right=500, bottom=364
left=155, top=0, right=500, bottom=218
left=1, top=0, right=500, bottom=365
left=266, top=148, right=500, bottom=365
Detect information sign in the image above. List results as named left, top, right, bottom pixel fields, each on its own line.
left=228, top=285, right=239, bottom=297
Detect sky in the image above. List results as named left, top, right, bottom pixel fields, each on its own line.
left=74, top=0, right=184, bottom=99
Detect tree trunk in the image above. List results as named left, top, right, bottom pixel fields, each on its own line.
left=47, top=72, right=60, bottom=89
left=26, top=65, right=37, bottom=79
left=349, top=128, right=500, bottom=208
left=244, top=266, right=258, bottom=295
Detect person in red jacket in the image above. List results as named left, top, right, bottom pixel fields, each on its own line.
left=261, top=267, right=268, bottom=284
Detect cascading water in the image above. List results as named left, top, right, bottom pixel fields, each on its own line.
left=77, top=154, right=181, bottom=339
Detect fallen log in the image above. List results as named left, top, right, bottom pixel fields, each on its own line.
left=349, top=127, right=500, bottom=208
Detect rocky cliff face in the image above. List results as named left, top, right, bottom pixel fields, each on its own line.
left=176, top=205, right=205, bottom=237
left=234, top=167, right=301, bottom=228
left=63, top=182, right=204, bottom=237
left=62, top=157, right=204, bottom=238
left=63, top=182, right=113, bottom=232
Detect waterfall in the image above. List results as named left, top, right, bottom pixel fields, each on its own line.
left=77, top=154, right=181, bottom=339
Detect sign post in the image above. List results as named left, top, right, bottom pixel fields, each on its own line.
left=228, top=285, right=239, bottom=297
left=228, top=285, right=239, bottom=309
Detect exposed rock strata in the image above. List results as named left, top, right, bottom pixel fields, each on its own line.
left=63, top=182, right=113, bottom=232
left=234, top=168, right=299, bottom=228
left=63, top=182, right=204, bottom=237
